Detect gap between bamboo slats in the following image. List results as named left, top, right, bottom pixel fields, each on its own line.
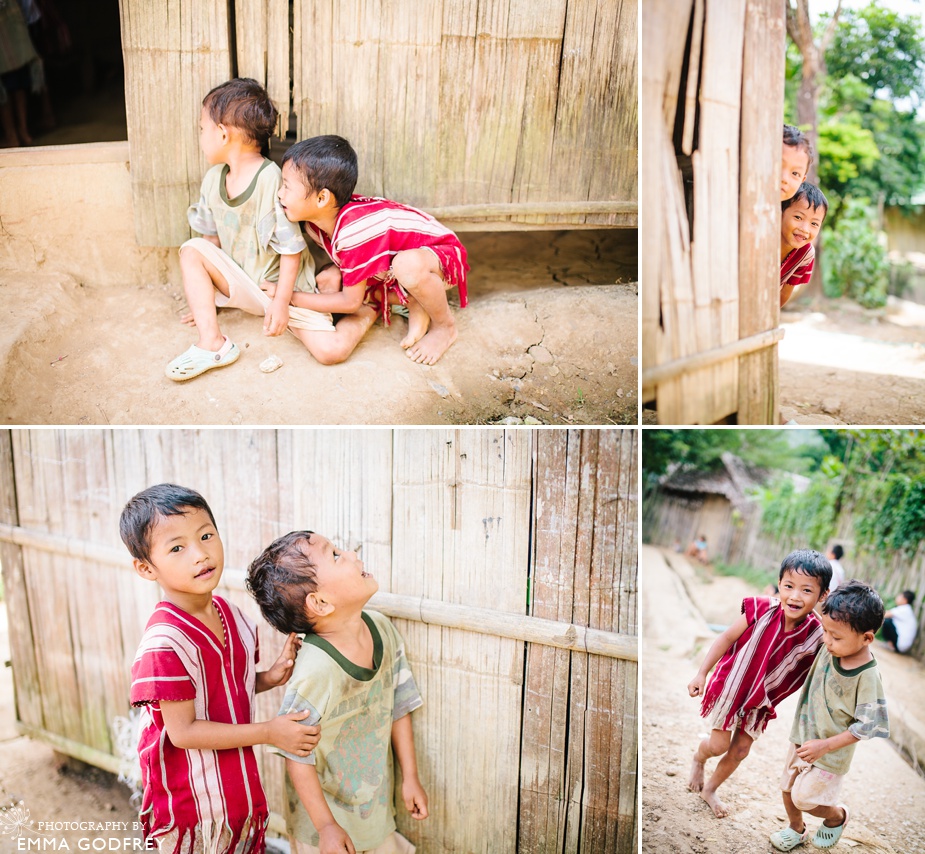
left=0, top=523, right=635, bottom=661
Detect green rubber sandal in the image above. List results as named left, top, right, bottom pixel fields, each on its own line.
left=770, top=826, right=809, bottom=851
left=812, top=805, right=849, bottom=849
left=166, top=336, right=240, bottom=381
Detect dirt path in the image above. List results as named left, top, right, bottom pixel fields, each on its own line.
left=780, top=298, right=925, bottom=425
left=641, top=545, right=925, bottom=854
left=0, top=230, right=637, bottom=426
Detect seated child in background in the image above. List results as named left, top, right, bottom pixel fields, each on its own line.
left=686, top=534, right=708, bottom=564
left=770, top=581, right=889, bottom=852
left=278, top=135, right=470, bottom=365
left=780, top=183, right=828, bottom=309
left=688, top=549, right=832, bottom=819
left=168, top=78, right=371, bottom=379
left=247, top=531, right=428, bottom=854
left=121, top=483, right=321, bottom=853
left=881, top=589, right=917, bottom=653
left=781, top=124, right=812, bottom=202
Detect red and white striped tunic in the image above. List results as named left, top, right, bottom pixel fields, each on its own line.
left=130, top=597, right=268, bottom=853
left=304, top=195, right=469, bottom=324
left=701, top=597, right=822, bottom=738
left=781, top=243, right=815, bottom=289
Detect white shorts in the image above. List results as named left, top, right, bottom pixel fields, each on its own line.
left=289, top=830, right=415, bottom=854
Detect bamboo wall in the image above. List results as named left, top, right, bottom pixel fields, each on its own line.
left=0, top=428, right=637, bottom=853
left=119, top=0, right=637, bottom=246
left=641, top=0, right=784, bottom=424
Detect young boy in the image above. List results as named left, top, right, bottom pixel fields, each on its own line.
left=122, top=484, right=322, bottom=852
left=881, top=589, right=917, bottom=653
left=782, top=124, right=812, bottom=202
left=169, top=78, right=375, bottom=379
left=247, top=531, right=428, bottom=854
left=770, top=581, right=889, bottom=851
left=277, top=134, right=470, bottom=365
left=780, top=183, right=828, bottom=309
left=688, top=549, right=831, bottom=819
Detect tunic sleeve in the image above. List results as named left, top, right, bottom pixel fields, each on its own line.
left=271, top=677, right=323, bottom=765
left=259, top=201, right=308, bottom=255
left=742, top=596, right=771, bottom=626
left=130, top=643, right=196, bottom=706
left=187, top=172, right=218, bottom=236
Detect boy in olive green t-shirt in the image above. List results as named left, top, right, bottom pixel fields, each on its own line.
left=769, top=581, right=889, bottom=852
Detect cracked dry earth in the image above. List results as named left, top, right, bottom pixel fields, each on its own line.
left=0, top=230, right=637, bottom=426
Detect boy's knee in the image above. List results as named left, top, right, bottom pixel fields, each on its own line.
left=309, top=338, right=349, bottom=366
left=729, top=739, right=752, bottom=762
left=179, top=244, right=206, bottom=270
left=390, top=250, right=430, bottom=287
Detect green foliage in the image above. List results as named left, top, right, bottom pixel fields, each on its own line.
left=712, top=559, right=777, bottom=593
left=760, top=472, right=841, bottom=550
left=821, top=200, right=890, bottom=308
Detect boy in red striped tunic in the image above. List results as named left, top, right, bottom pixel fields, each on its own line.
left=687, top=549, right=832, bottom=819
left=122, top=484, right=322, bottom=854
left=780, top=184, right=828, bottom=309
left=277, top=135, right=469, bottom=366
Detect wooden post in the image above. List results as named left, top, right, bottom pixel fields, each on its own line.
left=737, top=0, right=786, bottom=423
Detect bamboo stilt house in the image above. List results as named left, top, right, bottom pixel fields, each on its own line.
left=0, top=428, right=637, bottom=853
left=641, top=0, right=784, bottom=424
left=118, top=0, right=637, bottom=244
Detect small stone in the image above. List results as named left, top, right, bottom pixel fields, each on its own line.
left=524, top=416, right=543, bottom=425
left=428, top=380, right=450, bottom=398
left=665, top=769, right=677, bottom=777
left=548, top=365, right=560, bottom=376
left=260, top=355, right=283, bottom=373
left=528, top=345, right=554, bottom=364
left=498, top=416, right=523, bottom=425
left=492, top=368, right=501, bottom=378
left=616, top=388, right=624, bottom=398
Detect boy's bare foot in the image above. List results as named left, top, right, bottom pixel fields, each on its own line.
left=700, top=788, right=729, bottom=818
left=688, top=757, right=705, bottom=792
left=179, top=310, right=196, bottom=326
left=405, top=322, right=457, bottom=365
left=400, top=298, right=430, bottom=350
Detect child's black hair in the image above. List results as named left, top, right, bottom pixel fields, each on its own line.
left=120, top=483, right=217, bottom=564
left=823, top=580, right=884, bottom=634
left=783, top=123, right=814, bottom=168
left=830, top=544, right=844, bottom=560
left=282, top=135, right=358, bottom=208
left=778, top=549, right=832, bottom=593
left=247, top=531, right=320, bottom=634
left=782, top=182, right=828, bottom=218
left=902, top=589, right=916, bottom=607
left=202, top=78, right=278, bottom=155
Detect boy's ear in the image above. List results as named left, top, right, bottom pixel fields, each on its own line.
left=318, top=188, right=334, bottom=208
left=305, top=590, right=334, bottom=619
left=133, top=558, right=157, bottom=581
left=862, top=630, right=875, bottom=646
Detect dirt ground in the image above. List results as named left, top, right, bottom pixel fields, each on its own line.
left=0, top=230, right=637, bottom=426
left=641, top=545, right=925, bottom=854
left=780, top=297, right=925, bottom=426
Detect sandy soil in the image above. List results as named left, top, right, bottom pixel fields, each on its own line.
left=641, top=545, right=925, bottom=854
left=780, top=297, right=925, bottom=425
left=0, top=230, right=637, bottom=426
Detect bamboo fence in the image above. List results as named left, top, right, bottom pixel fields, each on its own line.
left=641, top=0, right=785, bottom=424
left=118, top=0, right=637, bottom=246
left=0, top=428, right=637, bottom=853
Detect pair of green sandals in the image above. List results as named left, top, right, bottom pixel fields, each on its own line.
left=770, top=805, right=849, bottom=851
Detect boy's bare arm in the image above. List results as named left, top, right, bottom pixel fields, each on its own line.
left=286, top=759, right=356, bottom=854
left=159, top=698, right=319, bottom=755
left=688, top=613, right=750, bottom=697
left=795, top=729, right=859, bottom=765
left=780, top=284, right=797, bottom=308
left=255, top=632, right=301, bottom=694
left=292, top=281, right=367, bottom=314
left=391, top=713, right=429, bottom=820
left=264, top=253, right=298, bottom=336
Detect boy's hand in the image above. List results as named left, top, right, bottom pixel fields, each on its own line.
left=262, top=632, right=302, bottom=688
left=264, top=298, right=290, bottom=336
left=401, top=775, right=429, bottom=820
left=317, top=823, right=355, bottom=854
left=687, top=674, right=706, bottom=698
left=796, top=739, right=830, bottom=765
left=267, top=711, right=321, bottom=755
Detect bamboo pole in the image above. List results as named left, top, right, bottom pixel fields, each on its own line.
left=423, top=201, right=638, bottom=219
left=0, top=524, right=636, bottom=661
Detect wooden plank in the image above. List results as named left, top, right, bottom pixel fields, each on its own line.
left=737, top=0, right=786, bottom=424
left=266, top=0, right=290, bottom=135
left=0, top=431, right=44, bottom=731
left=234, top=0, right=269, bottom=83
left=119, top=0, right=232, bottom=246
left=390, top=429, right=531, bottom=853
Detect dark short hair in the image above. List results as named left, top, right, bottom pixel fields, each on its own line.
left=831, top=544, right=844, bottom=560
left=778, top=549, right=833, bottom=592
left=282, top=135, right=358, bottom=208
left=903, top=589, right=916, bottom=607
left=823, top=580, right=884, bottom=634
left=120, top=483, right=217, bottom=564
left=247, top=531, right=320, bottom=634
left=782, top=182, right=829, bottom=219
left=783, top=123, right=814, bottom=168
left=203, top=78, right=278, bottom=152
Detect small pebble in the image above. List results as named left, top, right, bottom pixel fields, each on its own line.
left=260, top=355, right=283, bottom=373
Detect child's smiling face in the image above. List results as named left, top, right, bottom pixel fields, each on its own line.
left=778, top=568, right=825, bottom=624
left=781, top=143, right=810, bottom=201
left=781, top=199, right=825, bottom=257
left=279, top=161, right=320, bottom=223
left=136, top=506, right=224, bottom=598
